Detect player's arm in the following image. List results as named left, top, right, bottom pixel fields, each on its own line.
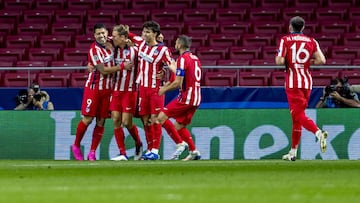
left=95, top=62, right=133, bottom=75
left=275, top=56, right=285, bottom=65
left=312, top=50, right=326, bottom=65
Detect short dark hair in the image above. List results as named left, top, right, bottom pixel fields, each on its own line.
left=142, top=21, right=161, bottom=37
left=177, top=35, right=192, bottom=49
left=94, top=23, right=106, bottom=33
left=290, top=16, right=305, bottom=32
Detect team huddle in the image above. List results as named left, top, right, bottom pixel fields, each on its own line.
left=71, top=21, right=202, bottom=161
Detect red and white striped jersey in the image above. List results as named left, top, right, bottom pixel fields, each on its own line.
left=86, top=42, right=115, bottom=90
left=130, top=34, right=173, bottom=88
left=113, top=45, right=138, bottom=92
left=277, top=33, right=321, bottom=90
left=176, top=51, right=202, bottom=106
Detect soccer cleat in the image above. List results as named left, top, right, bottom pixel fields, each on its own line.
left=144, top=152, right=160, bottom=160
left=134, top=143, right=143, bottom=161
left=183, top=150, right=201, bottom=161
left=111, top=154, right=128, bottom=161
left=282, top=152, right=296, bottom=161
left=71, top=144, right=84, bottom=161
left=87, top=150, right=96, bottom=161
left=170, top=141, right=188, bottom=160
left=319, top=130, right=328, bottom=153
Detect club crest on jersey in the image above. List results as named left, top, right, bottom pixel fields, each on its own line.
left=124, top=49, right=129, bottom=56
left=104, top=55, right=114, bottom=63
left=153, top=50, right=159, bottom=56
left=139, top=51, right=154, bottom=63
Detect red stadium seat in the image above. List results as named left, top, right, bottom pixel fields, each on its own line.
left=208, top=34, right=240, bottom=47
left=342, top=33, right=360, bottom=46
left=302, top=21, right=319, bottom=35
left=319, top=21, right=351, bottom=34
left=188, top=34, right=208, bottom=47
left=49, top=61, right=84, bottom=73
left=73, top=35, right=93, bottom=48
left=37, top=73, right=69, bottom=87
left=163, top=0, right=194, bottom=9
left=270, top=71, right=285, bottom=86
left=197, top=47, right=228, bottom=60
left=204, top=71, right=237, bottom=87
left=70, top=72, right=89, bottom=87
left=293, top=0, right=324, bottom=8
left=35, top=0, right=66, bottom=10
left=195, top=0, right=225, bottom=8
left=0, top=10, right=22, bottom=25
left=252, top=22, right=284, bottom=35
left=348, top=8, right=360, bottom=21
left=17, top=23, right=49, bottom=36
left=315, top=8, right=347, bottom=21
left=219, top=22, right=251, bottom=35
left=183, top=9, right=214, bottom=22
left=282, top=8, right=314, bottom=21
left=312, top=33, right=341, bottom=47
left=99, top=0, right=129, bottom=9
left=312, top=70, right=340, bottom=86
left=259, top=0, right=289, bottom=8
left=118, top=10, right=149, bottom=24
left=249, top=8, right=280, bottom=21
left=39, top=35, right=72, bottom=49
left=186, top=22, right=218, bottom=34
left=0, top=23, right=15, bottom=36
left=63, top=48, right=88, bottom=63
left=23, top=10, right=54, bottom=24
left=159, top=22, right=184, bottom=36
left=200, top=59, right=217, bottom=66
left=55, top=10, right=86, bottom=23
left=227, top=0, right=257, bottom=9
left=131, top=0, right=161, bottom=9
left=215, top=9, right=246, bottom=22
left=261, top=46, right=278, bottom=60
left=0, top=61, right=15, bottom=68
left=150, top=9, right=182, bottom=23
left=326, top=0, right=357, bottom=8
left=325, top=59, right=352, bottom=66
left=3, top=0, right=34, bottom=10
left=3, top=72, right=37, bottom=87
left=6, top=35, right=38, bottom=49
left=51, top=23, right=83, bottom=36
left=16, top=61, right=49, bottom=68
left=229, top=47, right=261, bottom=60
left=339, top=70, right=360, bottom=84
left=239, top=72, right=270, bottom=86
left=28, top=48, right=61, bottom=62
left=330, top=46, right=359, bottom=60
left=67, top=0, right=98, bottom=10
left=0, top=48, right=26, bottom=62
left=217, top=59, right=250, bottom=66
left=86, top=10, right=119, bottom=23
left=51, top=61, right=84, bottom=67
left=241, top=34, right=274, bottom=47
left=251, top=59, right=276, bottom=66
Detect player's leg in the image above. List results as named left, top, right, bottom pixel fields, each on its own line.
left=72, top=115, right=93, bottom=161
left=110, top=110, right=128, bottom=161
left=88, top=118, right=105, bottom=161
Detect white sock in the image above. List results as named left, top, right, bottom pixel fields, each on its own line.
left=290, top=148, right=297, bottom=156
left=315, top=129, right=322, bottom=140
left=151, top=148, right=159, bottom=154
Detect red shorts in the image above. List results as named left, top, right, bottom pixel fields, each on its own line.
left=138, top=87, right=164, bottom=116
left=162, top=99, right=198, bottom=125
left=109, top=91, right=138, bottom=115
left=81, top=88, right=112, bottom=118
left=286, top=88, right=311, bottom=112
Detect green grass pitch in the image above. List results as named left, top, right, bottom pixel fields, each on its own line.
left=1, top=160, right=359, bottom=203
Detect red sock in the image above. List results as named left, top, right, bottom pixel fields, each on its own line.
left=90, top=125, right=104, bottom=151
left=152, top=123, right=162, bottom=150
left=178, top=128, right=196, bottom=151
left=74, top=120, right=88, bottom=147
left=128, top=125, right=141, bottom=146
left=114, top=127, right=126, bottom=155
left=144, top=125, right=153, bottom=151
left=163, top=119, right=182, bottom=144
left=292, top=123, right=302, bottom=149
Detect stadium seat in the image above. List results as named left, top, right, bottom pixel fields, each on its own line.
left=208, top=34, right=240, bottom=47
left=326, top=0, right=357, bottom=8
left=23, top=10, right=54, bottom=24
left=217, top=59, right=250, bottom=66
left=37, top=73, right=69, bottom=87
left=251, top=59, right=276, bottom=66
left=51, top=61, right=84, bottom=67
left=55, top=10, right=86, bottom=23
left=330, top=46, right=359, bottom=60
left=241, top=34, right=273, bottom=47
left=249, top=8, right=280, bottom=21
left=219, top=22, right=251, bottom=35
left=342, top=33, right=360, bottom=46
left=293, top=0, right=324, bottom=8
left=282, top=8, right=314, bottom=21
left=204, top=71, right=237, bottom=87
left=16, top=61, right=49, bottom=68
left=131, top=0, right=161, bottom=9
left=186, top=22, right=218, bottom=34
left=99, top=0, right=129, bottom=9
left=62, top=48, right=88, bottom=63
left=163, top=0, right=194, bottom=9
left=35, top=0, right=66, bottom=10
left=270, top=71, right=285, bottom=86
left=319, top=21, right=351, bottom=34
left=252, top=22, right=284, bottom=35
left=5, top=35, right=38, bottom=49
left=28, top=48, right=60, bottom=62
left=195, top=0, right=225, bottom=8
left=312, top=33, right=341, bottom=47
left=85, top=22, right=116, bottom=35
left=197, top=47, right=228, bottom=61
left=3, top=72, right=37, bottom=87
left=183, top=9, right=214, bottom=22
left=315, top=8, right=347, bottom=21
left=227, top=0, right=257, bottom=8
left=229, top=47, right=261, bottom=60
left=0, top=23, right=15, bottom=37
left=49, top=61, right=84, bottom=73
left=0, top=61, right=15, bottom=68
left=3, top=0, right=34, bottom=10
left=339, top=70, right=360, bottom=84
left=199, top=59, right=217, bottom=66
left=238, top=72, right=270, bottom=86
left=17, top=23, right=49, bottom=36
left=325, top=58, right=352, bottom=66
left=0, top=48, right=26, bottom=62
left=39, top=35, right=72, bottom=49
left=0, top=10, right=23, bottom=25
left=70, top=72, right=89, bottom=87
left=150, top=9, right=182, bottom=23
left=261, top=46, right=278, bottom=60
left=302, top=21, right=319, bottom=35
left=67, top=0, right=98, bottom=10
left=159, top=22, right=184, bottom=37
left=259, top=0, right=289, bottom=8
left=118, top=10, right=149, bottom=24
left=215, top=9, right=246, bottom=22
left=311, top=70, right=340, bottom=86
left=86, top=10, right=119, bottom=23
left=348, top=8, right=360, bottom=21
left=188, top=34, right=208, bottom=47
left=51, top=23, right=83, bottom=36
left=352, top=59, right=360, bottom=65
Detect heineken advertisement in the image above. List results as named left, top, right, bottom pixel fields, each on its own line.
left=0, top=109, right=359, bottom=160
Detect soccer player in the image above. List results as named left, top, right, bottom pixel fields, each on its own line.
left=275, top=16, right=328, bottom=161
left=108, top=24, right=143, bottom=161
left=128, top=21, right=174, bottom=160
left=71, top=23, right=128, bottom=161
left=156, top=35, right=202, bottom=161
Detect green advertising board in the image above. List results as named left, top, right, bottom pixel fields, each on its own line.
left=0, top=109, right=359, bottom=160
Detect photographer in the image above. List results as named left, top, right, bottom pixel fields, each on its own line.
left=316, top=78, right=360, bottom=108
left=14, top=83, right=54, bottom=110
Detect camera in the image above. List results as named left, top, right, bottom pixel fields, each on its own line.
left=325, top=77, right=351, bottom=98
left=325, top=85, right=336, bottom=96
left=15, top=89, right=28, bottom=104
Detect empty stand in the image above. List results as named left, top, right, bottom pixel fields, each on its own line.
left=197, top=47, right=228, bottom=61
left=186, top=22, right=218, bottom=35
left=17, top=23, right=49, bottom=36
left=163, top=0, right=194, bottom=9
left=159, top=22, right=184, bottom=36
left=6, top=35, right=38, bottom=49
left=293, top=0, right=324, bottom=8
left=348, top=8, right=360, bottom=21
left=86, top=10, right=119, bottom=23
left=199, top=60, right=217, bottom=66
left=51, top=61, right=84, bottom=67
left=251, top=59, right=276, bottom=66
left=208, top=34, right=240, bottom=47
left=215, top=9, right=246, bottom=22
left=67, top=0, right=98, bottom=10
left=204, top=71, right=237, bottom=87
left=241, top=34, right=273, bottom=47
left=35, top=0, right=66, bottom=10
left=339, top=70, right=360, bottom=84
left=330, top=46, right=359, bottom=60
left=259, top=0, right=290, bottom=8
left=261, top=46, right=278, bottom=60
left=319, top=21, right=351, bottom=34
left=219, top=22, right=251, bottom=35
left=217, top=59, right=250, bottom=66
left=311, top=70, right=340, bottom=86
left=189, top=34, right=208, bottom=47
left=0, top=48, right=26, bottom=62
left=342, top=33, right=360, bottom=46
left=150, top=9, right=182, bottom=23
left=0, top=61, right=15, bottom=68
left=252, top=22, right=284, bottom=35
left=325, top=59, right=352, bottom=66
left=326, top=0, right=357, bottom=8
left=16, top=61, right=49, bottom=68
left=249, top=8, right=280, bottom=21
left=51, top=23, right=83, bottom=36
left=99, top=0, right=129, bottom=9
left=229, top=47, right=261, bottom=60
left=118, top=10, right=149, bottom=24
left=28, top=48, right=60, bottom=62
left=0, top=10, right=23, bottom=25
left=3, top=0, right=34, bottom=10
left=282, top=8, right=314, bottom=21
left=37, top=73, right=69, bottom=87
left=3, top=72, right=37, bottom=87
left=315, top=8, right=347, bottom=21
left=312, top=33, right=341, bottom=47
left=74, top=35, right=93, bottom=48
left=195, top=0, right=225, bottom=8
left=63, top=48, right=88, bottom=63
left=0, top=23, right=15, bottom=36
left=70, top=72, right=89, bottom=87
left=131, top=0, right=161, bottom=9
left=270, top=71, right=285, bottom=86
left=239, top=72, right=270, bottom=86
left=227, top=0, right=257, bottom=8
left=39, top=35, right=72, bottom=49
left=55, top=10, right=86, bottom=23
left=183, top=9, right=214, bottom=22
left=23, top=10, right=54, bottom=24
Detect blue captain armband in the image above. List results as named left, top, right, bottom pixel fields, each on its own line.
left=176, top=68, right=185, bottom=76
